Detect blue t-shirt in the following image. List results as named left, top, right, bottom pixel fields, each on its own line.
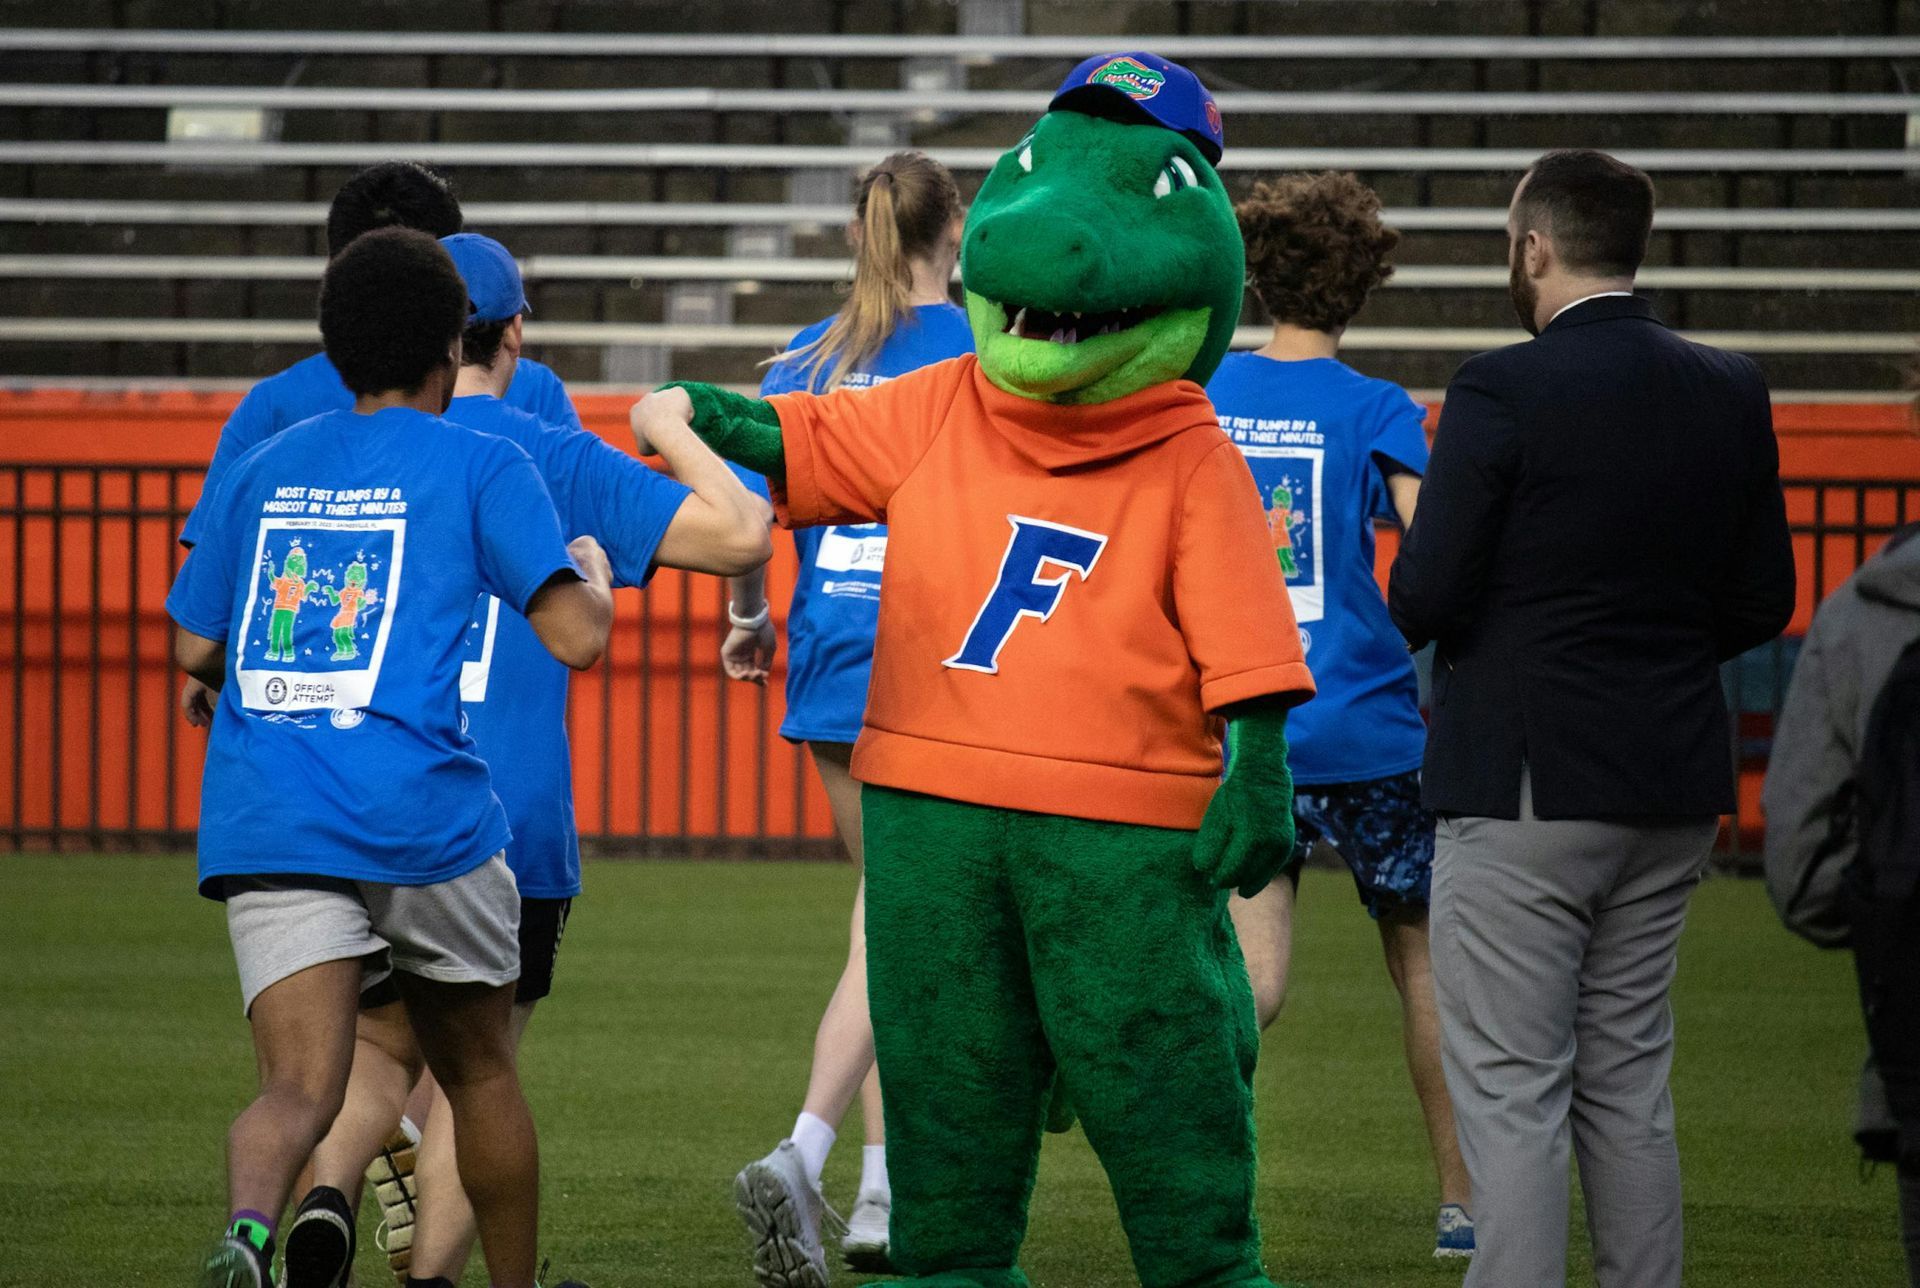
left=165, top=406, right=578, bottom=896
left=1206, top=353, right=1432, bottom=785
left=180, top=352, right=579, bottom=547
left=445, top=394, right=691, bottom=899
left=752, top=301, right=974, bottom=744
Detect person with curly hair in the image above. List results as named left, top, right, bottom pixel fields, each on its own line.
left=1208, top=171, right=1473, bottom=1260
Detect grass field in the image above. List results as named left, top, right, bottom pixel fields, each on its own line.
left=0, top=855, right=1902, bottom=1287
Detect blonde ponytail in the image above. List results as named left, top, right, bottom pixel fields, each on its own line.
left=770, top=151, right=963, bottom=393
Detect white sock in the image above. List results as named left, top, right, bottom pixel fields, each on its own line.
left=859, top=1144, right=889, bottom=1199
left=790, top=1112, right=836, bottom=1187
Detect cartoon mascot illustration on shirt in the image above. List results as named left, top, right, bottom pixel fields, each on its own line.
left=262, top=544, right=317, bottom=662
left=650, top=53, right=1314, bottom=1288
left=323, top=559, right=379, bottom=661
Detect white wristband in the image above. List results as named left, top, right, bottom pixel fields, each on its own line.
left=728, top=601, right=771, bottom=631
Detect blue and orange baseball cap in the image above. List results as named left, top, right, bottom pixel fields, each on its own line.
left=440, top=232, right=530, bottom=323
left=1049, top=51, right=1224, bottom=166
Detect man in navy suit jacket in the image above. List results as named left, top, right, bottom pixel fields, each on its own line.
left=1390, top=149, right=1794, bottom=1288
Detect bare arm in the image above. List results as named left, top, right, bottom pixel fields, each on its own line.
left=1386, top=471, right=1421, bottom=531
left=525, top=536, right=616, bottom=670
left=174, top=628, right=226, bottom=691
left=721, top=565, right=777, bottom=685
left=633, top=388, right=775, bottom=577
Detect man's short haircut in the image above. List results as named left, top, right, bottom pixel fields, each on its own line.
left=1514, top=149, right=1656, bottom=278
left=325, top=162, right=463, bottom=259
left=460, top=318, right=511, bottom=370
left=1236, top=172, right=1398, bottom=334
left=320, top=228, right=469, bottom=397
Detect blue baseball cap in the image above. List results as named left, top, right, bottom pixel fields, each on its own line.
left=1049, top=51, right=1224, bottom=166
left=440, top=232, right=530, bottom=323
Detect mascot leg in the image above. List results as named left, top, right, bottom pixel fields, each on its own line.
left=864, top=787, right=1053, bottom=1288
left=1011, top=811, right=1272, bottom=1288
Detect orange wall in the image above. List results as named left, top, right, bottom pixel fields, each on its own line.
left=2, top=388, right=1916, bottom=849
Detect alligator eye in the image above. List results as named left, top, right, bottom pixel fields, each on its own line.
left=1153, top=156, right=1198, bottom=198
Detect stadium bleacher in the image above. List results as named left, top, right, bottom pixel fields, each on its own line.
left=1, top=5, right=1917, bottom=394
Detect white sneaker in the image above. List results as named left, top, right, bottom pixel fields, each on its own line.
left=734, top=1140, right=845, bottom=1288
left=366, top=1119, right=422, bottom=1287
left=840, top=1189, right=892, bottom=1274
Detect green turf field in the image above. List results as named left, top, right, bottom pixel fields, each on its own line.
left=0, top=855, right=1900, bottom=1286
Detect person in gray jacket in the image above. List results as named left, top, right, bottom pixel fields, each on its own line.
left=1764, top=520, right=1920, bottom=1283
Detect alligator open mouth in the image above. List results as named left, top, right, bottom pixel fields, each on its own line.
left=999, top=300, right=1165, bottom=344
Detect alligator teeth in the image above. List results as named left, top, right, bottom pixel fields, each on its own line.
left=1049, top=328, right=1067, bottom=342
left=1008, top=306, right=1027, bottom=336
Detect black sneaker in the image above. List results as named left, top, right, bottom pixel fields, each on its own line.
left=199, top=1228, right=272, bottom=1288
left=282, top=1185, right=356, bottom=1288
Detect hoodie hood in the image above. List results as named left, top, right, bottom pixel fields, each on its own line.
left=967, top=358, right=1219, bottom=470
left=1857, top=523, right=1920, bottom=611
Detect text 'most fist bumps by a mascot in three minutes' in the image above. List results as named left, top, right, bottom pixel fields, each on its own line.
left=666, top=52, right=1315, bottom=1288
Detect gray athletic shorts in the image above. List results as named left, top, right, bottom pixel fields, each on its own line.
left=224, top=853, right=520, bottom=1015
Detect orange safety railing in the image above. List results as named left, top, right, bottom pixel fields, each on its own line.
left=2, top=387, right=1916, bottom=860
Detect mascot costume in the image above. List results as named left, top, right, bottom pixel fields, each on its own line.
left=656, top=52, right=1313, bottom=1288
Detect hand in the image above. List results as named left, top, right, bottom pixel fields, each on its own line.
left=180, top=676, right=217, bottom=728
left=1191, top=704, right=1296, bottom=898
left=629, top=386, right=694, bottom=457
left=721, top=618, right=777, bottom=684
left=568, top=534, right=614, bottom=590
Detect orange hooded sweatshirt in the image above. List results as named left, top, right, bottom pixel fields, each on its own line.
left=769, top=355, right=1314, bottom=830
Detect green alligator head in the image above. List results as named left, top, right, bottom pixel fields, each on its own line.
left=961, top=109, right=1244, bottom=405
left=344, top=560, right=368, bottom=589
left=285, top=547, right=308, bottom=578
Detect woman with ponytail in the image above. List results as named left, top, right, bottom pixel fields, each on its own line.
left=724, top=151, right=968, bottom=1286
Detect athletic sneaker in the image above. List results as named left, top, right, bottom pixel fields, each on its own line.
left=1434, top=1203, right=1475, bottom=1258
left=734, top=1139, right=846, bottom=1288
left=282, top=1185, right=355, bottom=1288
left=367, top=1120, right=421, bottom=1285
left=199, top=1230, right=272, bottom=1288
left=840, top=1188, right=892, bottom=1274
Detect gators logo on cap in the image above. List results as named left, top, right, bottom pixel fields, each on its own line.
left=1087, top=56, right=1166, bottom=100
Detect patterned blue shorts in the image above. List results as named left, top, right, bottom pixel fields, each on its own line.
left=1289, top=770, right=1435, bottom=919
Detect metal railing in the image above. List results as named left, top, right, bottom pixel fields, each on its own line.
left=1720, top=478, right=1920, bottom=863
left=6, top=255, right=1917, bottom=293
left=1, top=317, right=1908, bottom=357
left=13, top=83, right=1920, bottom=117
left=0, top=460, right=831, bottom=857
left=1, top=463, right=1909, bottom=860
left=7, top=200, right=1918, bottom=234
left=6, top=29, right=1919, bottom=59
left=3, top=140, right=1914, bottom=172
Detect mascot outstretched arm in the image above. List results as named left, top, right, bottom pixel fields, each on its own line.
left=641, top=52, right=1313, bottom=1288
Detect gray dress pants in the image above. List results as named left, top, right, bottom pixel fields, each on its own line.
left=1431, top=774, right=1717, bottom=1288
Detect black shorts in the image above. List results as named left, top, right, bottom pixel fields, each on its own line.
left=360, top=895, right=572, bottom=1008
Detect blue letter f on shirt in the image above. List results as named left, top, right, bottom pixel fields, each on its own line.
left=945, top=516, right=1108, bottom=674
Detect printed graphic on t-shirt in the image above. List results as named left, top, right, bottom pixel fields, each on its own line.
left=234, top=484, right=407, bottom=711
left=1223, top=413, right=1326, bottom=623
left=459, top=594, right=503, bottom=702
left=813, top=525, right=887, bottom=602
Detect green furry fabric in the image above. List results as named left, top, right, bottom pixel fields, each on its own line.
left=1196, top=702, right=1297, bottom=898
left=657, top=380, right=786, bottom=479
left=864, top=786, right=1279, bottom=1288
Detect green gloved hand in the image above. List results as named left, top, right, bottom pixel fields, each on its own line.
left=1192, top=700, right=1297, bottom=898
left=657, top=380, right=787, bottom=480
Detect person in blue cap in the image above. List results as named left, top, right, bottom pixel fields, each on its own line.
left=274, top=232, right=772, bottom=1288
